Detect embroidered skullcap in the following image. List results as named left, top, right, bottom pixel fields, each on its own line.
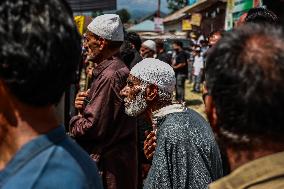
left=142, top=40, right=156, bottom=52
left=87, top=14, right=124, bottom=41
left=130, top=58, right=176, bottom=93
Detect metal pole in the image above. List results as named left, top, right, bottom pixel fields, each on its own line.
left=157, top=0, right=161, bottom=17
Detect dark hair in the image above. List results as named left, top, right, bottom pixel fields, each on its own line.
left=173, top=40, right=183, bottom=48
left=125, top=32, right=142, bottom=52
left=208, top=30, right=224, bottom=39
left=0, top=0, right=81, bottom=106
left=120, top=40, right=135, bottom=68
left=156, top=39, right=164, bottom=49
left=245, top=7, right=279, bottom=24
left=206, top=24, right=284, bottom=140
left=107, top=40, right=123, bottom=50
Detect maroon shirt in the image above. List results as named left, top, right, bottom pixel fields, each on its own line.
left=70, top=56, right=137, bottom=189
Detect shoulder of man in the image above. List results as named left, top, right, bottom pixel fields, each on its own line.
left=47, top=137, right=103, bottom=189
left=159, top=109, right=213, bottom=142
left=95, top=57, right=129, bottom=85
left=2, top=137, right=103, bottom=189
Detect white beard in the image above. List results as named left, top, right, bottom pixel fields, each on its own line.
left=125, top=89, right=148, bottom=117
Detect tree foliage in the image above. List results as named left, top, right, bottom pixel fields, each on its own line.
left=91, top=10, right=103, bottom=18
left=116, top=8, right=131, bottom=24
left=167, top=0, right=188, bottom=12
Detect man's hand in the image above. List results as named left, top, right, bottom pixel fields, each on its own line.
left=75, top=89, right=90, bottom=110
left=144, top=130, right=157, bottom=160
left=86, top=66, right=94, bottom=78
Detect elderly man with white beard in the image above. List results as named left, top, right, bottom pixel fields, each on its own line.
left=120, top=58, right=223, bottom=189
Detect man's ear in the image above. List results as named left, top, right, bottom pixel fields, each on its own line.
left=0, top=80, right=8, bottom=103
left=145, top=84, right=159, bottom=102
left=98, top=38, right=107, bottom=51
left=0, top=80, right=17, bottom=126
left=205, top=95, right=219, bottom=133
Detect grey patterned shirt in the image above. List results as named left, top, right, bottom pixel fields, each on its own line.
left=144, top=108, right=223, bottom=189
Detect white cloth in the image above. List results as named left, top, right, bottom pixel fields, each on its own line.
left=142, top=40, right=156, bottom=52
left=87, top=14, right=124, bottom=41
left=193, top=55, right=204, bottom=76
left=130, top=58, right=176, bottom=94
left=152, top=104, right=186, bottom=119
left=152, top=104, right=187, bottom=132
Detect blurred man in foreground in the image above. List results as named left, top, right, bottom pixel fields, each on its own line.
left=121, top=58, right=223, bottom=189
left=206, top=24, right=284, bottom=189
left=0, top=0, right=102, bottom=188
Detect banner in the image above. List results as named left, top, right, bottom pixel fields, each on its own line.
left=182, top=19, right=192, bottom=31
left=154, top=17, right=164, bottom=32
left=233, top=0, right=253, bottom=13
left=225, top=0, right=235, bottom=30
left=188, top=0, right=197, bottom=6
left=225, top=0, right=262, bottom=30
left=191, top=13, right=202, bottom=26
left=74, top=16, right=85, bottom=35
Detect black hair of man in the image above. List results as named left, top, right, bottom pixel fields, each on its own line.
left=173, top=40, right=183, bottom=48
left=208, top=30, right=224, bottom=39
left=206, top=23, right=284, bottom=142
left=245, top=7, right=279, bottom=24
left=120, top=40, right=135, bottom=68
left=125, top=32, right=142, bottom=52
left=0, top=0, right=81, bottom=106
left=156, top=39, right=164, bottom=49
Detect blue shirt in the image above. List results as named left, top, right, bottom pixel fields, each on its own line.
left=0, top=126, right=103, bottom=189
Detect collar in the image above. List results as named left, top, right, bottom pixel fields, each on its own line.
left=152, top=104, right=187, bottom=130
left=93, top=56, right=115, bottom=78
left=0, top=126, right=66, bottom=186
left=210, top=151, right=284, bottom=189
left=152, top=104, right=186, bottom=119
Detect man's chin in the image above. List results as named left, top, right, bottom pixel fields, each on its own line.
left=125, top=108, right=139, bottom=117
left=125, top=107, right=145, bottom=117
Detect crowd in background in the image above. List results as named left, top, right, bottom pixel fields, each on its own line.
left=0, top=1, right=284, bottom=189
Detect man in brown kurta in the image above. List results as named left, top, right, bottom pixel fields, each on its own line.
left=69, top=14, right=137, bottom=189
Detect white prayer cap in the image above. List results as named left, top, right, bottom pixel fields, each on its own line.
left=130, top=58, right=176, bottom=93
left=142, top=40, right=156, bottom=52
left=87, top=14, right=124, bottom=41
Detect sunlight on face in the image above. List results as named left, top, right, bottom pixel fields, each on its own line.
left=122, top=75, right=148, bottom=116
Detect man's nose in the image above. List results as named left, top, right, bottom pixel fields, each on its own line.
left=120, top=86, right=129, bottom=97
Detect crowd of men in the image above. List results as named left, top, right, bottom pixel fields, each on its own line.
left=0, top=1, right=283, bottom=189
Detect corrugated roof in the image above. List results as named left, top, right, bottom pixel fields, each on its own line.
left=128, top=20, right=163, bottom=32
left=163, top=0, right=210, bottom=23
left=66, top=0, right=116, bottom=12
left=163, top=6, right=191, bottom=23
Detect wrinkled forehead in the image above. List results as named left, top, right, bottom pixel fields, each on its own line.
left=85, top=31, right=100, bottom=40
left=141, top=45, right=150, bottom=50
left=127, top=74, right=142, bottom=85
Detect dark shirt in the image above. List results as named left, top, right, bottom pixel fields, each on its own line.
left=156, top=51, right=171, bottom=65
left=0, top=126, right=103, bottom=189
left=174, top=50, right=188, bottom=75
left=69, top=56, right=137, bottom=189
left=130, top=50, right=143, bottom=69
left=144, top=108, right=223, bottom=189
